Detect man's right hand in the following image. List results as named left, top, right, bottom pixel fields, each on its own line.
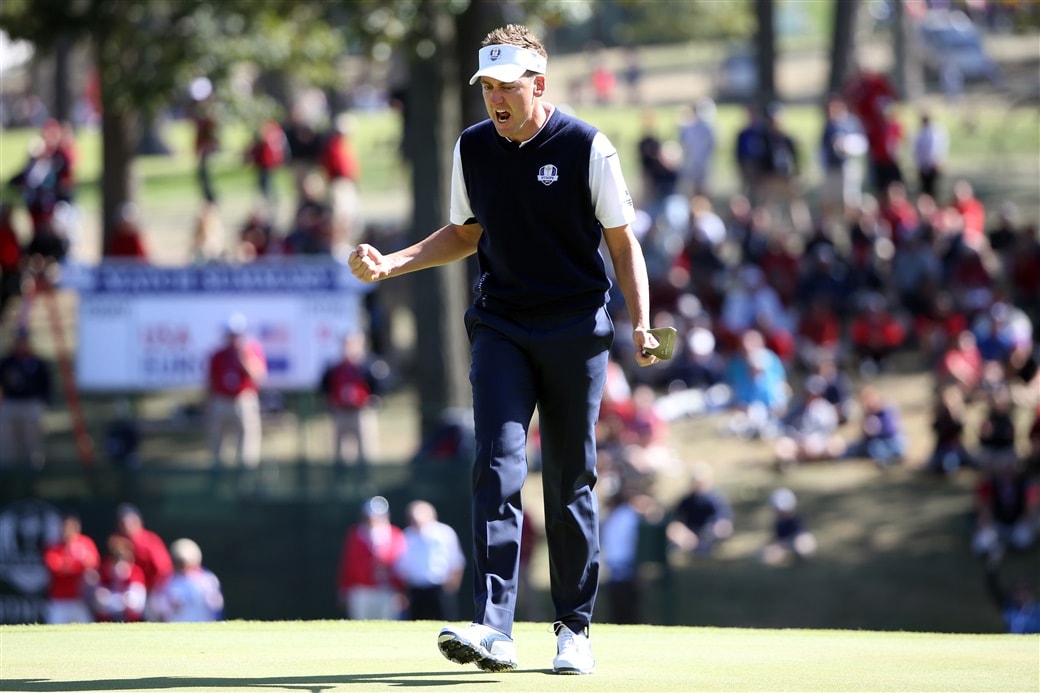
left=349, top=244, right=390, bottom=282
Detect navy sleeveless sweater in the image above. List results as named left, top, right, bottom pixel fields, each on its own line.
left=459, top=108, right=610, bottom=315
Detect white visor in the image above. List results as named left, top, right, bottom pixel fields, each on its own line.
left=469, top=44, right=547, bottom=85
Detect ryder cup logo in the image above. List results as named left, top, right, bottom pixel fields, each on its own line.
left=489, top=47, right=502, bottom=62
left=536, top=164, right=559, bottom=186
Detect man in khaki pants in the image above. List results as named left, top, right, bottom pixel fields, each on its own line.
left=205, top=313, right=267, bottom=471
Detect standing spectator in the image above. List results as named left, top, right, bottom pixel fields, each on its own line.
left=92, top=535, right=147, bottom=622
left=394, top=500, right=466, bottom=622
left=636, top=109, right=678, bottom=217
left=974, top=385, right=1018, bottom=469
left=111, top=503, right=173, bottom=618
left=734, top=105, right=767, bottom=204
left=818, top=93, right=866, bottom=224
left=761, top=488, right=817, bottom=566
left=319, top=331, right=386, bottom=473
left=151, top=538, right=224, bottom=622
left=0, top=203, right=22, bottom=320
left=336, top=495, right=407, bottom=620
left=677, top=98, right=716, bottom=198
left=599, top=487, right=652, bottom=625
left=321, top=113, right=363, bottom=248
left=246, top=118, right=288, bottom=209
left=0, top=326, right=52, bottom=469
left=841, top=385, right=907, bottom=467
left=189, top=77, right=219, bottom=205
left=972, top=453, right=1040, bottom=559
left=952, top=179, right=986, bottom=246
left=349, top=24, right=659, bottom=676
left=759, top=102, right=809, bottom=232
left=866, top=101, right=904, bottom=195
left=104, top=202, right=149, bottom=260
left=206, top=312, right=267, bottom=472
left=924, top=385, right=973, bottom=476
left=283, top=103, right=322, bottom=200
left=42, top=511, right=100, bottom=624
left=913, top=112, right=948, bottom=199
left=665, top=462, right=734, bottom=556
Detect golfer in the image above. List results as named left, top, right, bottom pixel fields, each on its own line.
left=349, top=23, right=658, bottom=675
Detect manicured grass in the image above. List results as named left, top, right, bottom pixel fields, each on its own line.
left=1, top=620, right=1037, bottom=692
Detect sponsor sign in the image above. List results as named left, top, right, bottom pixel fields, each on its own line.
left=72, top=260, right=369, bottom=392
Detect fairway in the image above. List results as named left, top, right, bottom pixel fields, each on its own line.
left=1, top=620, right=1037, bottom=692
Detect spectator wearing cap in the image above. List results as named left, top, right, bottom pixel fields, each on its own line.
left=761, top=488, right=817, bottom=566
left=205, top=312, right=267, bottom=472
left=393, top=500, right=466, bottom=622
left=151, top=538, right=224, bottom=622
left=110, top=503, right=173, bottom=619
left=42, top=511, right=100, bottom=624
left=337, top=496, right=407, bottom=620
left=0, top=326, right=53, bottom=469
left=319, top=331, right=387, bottom=474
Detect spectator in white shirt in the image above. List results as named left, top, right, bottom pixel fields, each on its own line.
left=913, top=112, right=948, bottom=199
left=151, top=538, right=223, bottom=623
left=394, top=501, right=466, bottom=621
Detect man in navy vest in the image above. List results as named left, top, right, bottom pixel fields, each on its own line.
left=349, top=23, right=658, bottom=675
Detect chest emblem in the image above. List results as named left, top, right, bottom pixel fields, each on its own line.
left=537, top=164, right=559, bottom=186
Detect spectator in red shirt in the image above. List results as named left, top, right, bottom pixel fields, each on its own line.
left=952, top=179, right=986, bottom=246
left=336, top=495, right=407, bottom=620
left=105, top=202, right=149, bottom=260
left=206, top=312, right=267, bottom=471
left=112, top=503, right=174, bottom=607
left=879, top=180, right=919, bottom=246
left=92, top=535, right=147, bottom=622
left=0, top=203, right=23, bottom=320
left=935, top=330, right=984, bottom=400
left=796, top=296, right=843, bottom=369
left=43, top=511, right=100, bottom=624
left=247, top=119, right=288, bottom=207
left=849, top=293, right=906, bottom=376
left=319, top=331, right=387, bottom=473
left=321, top=113, right=362, bottom=248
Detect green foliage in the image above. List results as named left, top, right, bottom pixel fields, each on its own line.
left=614, top=0, right=756, bottom=45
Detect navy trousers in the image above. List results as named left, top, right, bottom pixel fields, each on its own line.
left=464, top=303, right=613, bottom=637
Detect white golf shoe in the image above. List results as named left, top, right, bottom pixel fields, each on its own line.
left=437, top=623, right=518, bottom=672
left=552, top=624, right=595, bottom=675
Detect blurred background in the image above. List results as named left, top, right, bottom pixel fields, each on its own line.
left=0, top=0, right=1038, bottom=634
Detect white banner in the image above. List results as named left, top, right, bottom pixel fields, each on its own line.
left=72, top=260, right=369, bottom=392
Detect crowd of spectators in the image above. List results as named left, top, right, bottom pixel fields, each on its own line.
left=41, top=503, right=223, bottom=624
left=592, top=71, right=1039, bottom=630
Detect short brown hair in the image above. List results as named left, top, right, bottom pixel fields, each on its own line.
left=481, top=24, right=547, bottom=59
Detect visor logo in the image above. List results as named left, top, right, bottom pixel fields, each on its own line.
left=489, top=48, right=501, bottom=62
left=537, top=164, right=559, bottom=186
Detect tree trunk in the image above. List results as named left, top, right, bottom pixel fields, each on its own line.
left=892, top=0, right=924, bottom=101
left=827, top=0, right=858, bottom=96
left=53, top=34, right=73, bottom=123
left=754, top=0, right=776, bottom=107
left=455, top=0, right=505, bottom=129
left=407, top=0, right=470, bottom=440
left=97, top=39, right=140, bottom=254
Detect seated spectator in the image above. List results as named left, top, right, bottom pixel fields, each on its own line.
left=924, top=385, right=973, bottom=476
left=950, top=242, right=995, bottom=314
left=238, top=207, right=275, bottom=261
left=840, top=385, right=906, bottom=467
left=773, top=375, right=844, bottom=471
left=1007, top=225, right=1040, bottom=330
left=915, top=290, right=968, bottom=367
left=152, top=538, right=224, bottom=622
left=719, top=265, right=793, bottom=357
left=849, top=292, right=906, bottom=377
left=92, top=535, right=147, bottom=622
left=795, top=243, right=849, bottom=315
left=795, top=296, right=843, bottom=369
left=890, top=232, right=941, bottom=318
left=975, top=385, right=1018, bottom=469
left=761, top=488, right=817, bottom=566
left=971, top=453, right=1039, bottom=560
left=659, top=325, right=726, bottom=391
left=105, top=202, right=149, bottom=260
left=985, top=561, right=1040, bottom=634
left=812, top=357, right=853, bottom=425
left=665, top=462, right=734, bottom=556
left=0, top=202, right=22, bottom=321
left=722, top=329, right=790, bottom=440
left=935, top=330, right=984, bottom=400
